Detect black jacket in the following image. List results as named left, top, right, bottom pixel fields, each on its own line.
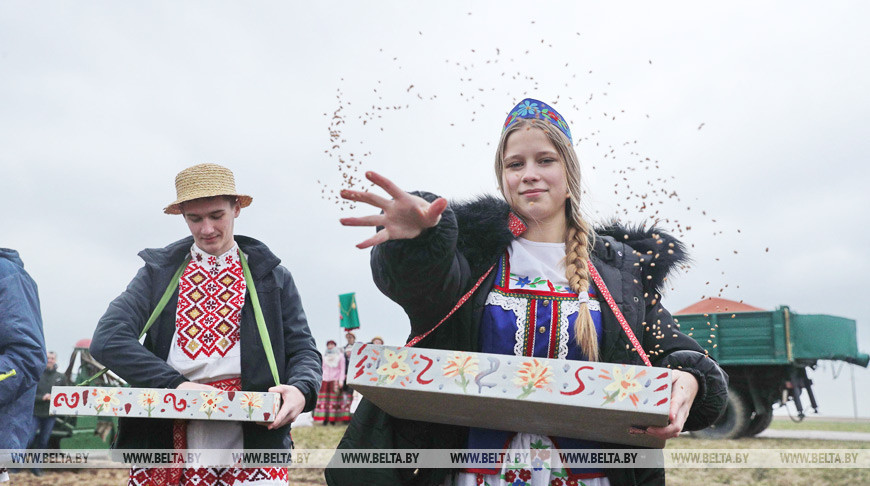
left=334, top=194, right=728, bottom=486
left=90, top=235, right=322, bottom=450
left=34, top=367, right=67, bottom=417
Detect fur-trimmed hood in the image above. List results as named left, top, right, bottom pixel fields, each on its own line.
left=449, top=195, right=689, bottom=296
left=595, top=221, right=690, bottom=297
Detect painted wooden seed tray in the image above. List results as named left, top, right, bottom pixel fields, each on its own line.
left=50, top=386, right=280, bottom=422
left=348, top=344, right=672, bottom=448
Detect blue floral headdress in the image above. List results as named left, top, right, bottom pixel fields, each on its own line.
left=502, top=98, right=572, bottom=144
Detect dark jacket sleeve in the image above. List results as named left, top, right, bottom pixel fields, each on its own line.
left=370, top=192, right=471, bottom=336
left=644, top=302, right=729, bottom=431
left=0, top=271, right=46, bottom=408
left=90, top=264, right=188, bottom=389
left=277, top=268, right=322, bottom=412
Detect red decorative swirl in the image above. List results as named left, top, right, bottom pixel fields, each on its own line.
left=356, top=344, right=368, bottom=355
left=656, top=372, right=669, bottom=380
left=416, top=355, right=434, bottom=385
left=655, top=398, right=669, bottom=406
left=354, top=367, right=365, bottom=379
left=355, top=355, right=368, bottom=368
left=560, top=366, right=594, bottom=396
left=164, top=393, right=187, bottom=411
left=654, top=384, right=668, bottom=392
left=53, top=392, right=80, bottom=408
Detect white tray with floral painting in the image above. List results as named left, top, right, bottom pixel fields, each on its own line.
left=347, top=344, right=671, bottom=448
left=49, top=386, right=280, bottom=422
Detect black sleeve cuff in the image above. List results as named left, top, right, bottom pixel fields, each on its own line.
left=657, top=350, right=729, bottom=431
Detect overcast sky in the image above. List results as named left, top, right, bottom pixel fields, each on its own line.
left=2, top=1, right=868, bottom=418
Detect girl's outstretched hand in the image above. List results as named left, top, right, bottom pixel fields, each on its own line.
left=339, top=171, right=447, bottom=249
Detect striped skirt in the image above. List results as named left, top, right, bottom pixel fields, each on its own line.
left=312, top=380, right=351, bottom=423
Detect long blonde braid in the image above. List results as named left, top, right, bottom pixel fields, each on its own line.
left=566, top=223, right=599, bottom=361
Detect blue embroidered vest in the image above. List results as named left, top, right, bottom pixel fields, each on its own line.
left=467, top=250, right=604, bottom=475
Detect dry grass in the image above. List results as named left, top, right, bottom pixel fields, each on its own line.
left=767, top=416, right=870, bottom=434
left=666, top=467, right=870, bottom=486
left=666, top=435, right=870, bottom=485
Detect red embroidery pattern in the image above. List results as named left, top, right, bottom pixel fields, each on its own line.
left=129, top=466, right=287, bottom=486
left=175, top=252, right=246, bottom=359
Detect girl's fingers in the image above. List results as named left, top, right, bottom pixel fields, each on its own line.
left=366, top=171, right=407, bottom=201
left=340, top=214, right=386, bottom=227
left=641, top=423, right=679, bottom=440
left=341, top=189, right=392, bottom=209
left=357, top=228, right=391, bottom=249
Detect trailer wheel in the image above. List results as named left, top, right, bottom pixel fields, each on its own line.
left=743, top=410, right=773, bottom=437
left=690, top=387, right=750, bottom=439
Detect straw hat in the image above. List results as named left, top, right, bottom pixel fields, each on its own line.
left=164, top=163, right=253, bottom=214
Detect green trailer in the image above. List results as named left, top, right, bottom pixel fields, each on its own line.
left=48, top=339, right=120, bottom=449
left=674, top=305, right=869, bottom=439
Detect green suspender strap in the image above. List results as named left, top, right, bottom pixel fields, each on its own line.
left=81, top=251, right=281, bottom=387
left=238, top=250, right=281, bottom=387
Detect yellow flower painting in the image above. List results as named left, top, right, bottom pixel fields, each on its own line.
left=93, top=388, right=121, bottom=414
left=376, top=348, right=412, bottom=384
left=442, top=352, right=479, bottom=393
left=602, top=366, right=646, bottom=407
left=137, top=390, right=159, bottom=417
left=199, top=391, right=228, bottom=418
left=240, top=392, right=264, bottom=419
left=513, top=359, right=553, bottom=399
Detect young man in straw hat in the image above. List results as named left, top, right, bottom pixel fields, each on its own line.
left=91, top=163, right=322, bottom=485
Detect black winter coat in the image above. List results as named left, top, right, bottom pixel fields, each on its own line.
left=34, top=367, right=67, bottom=417
left=90, top=235, right=322, bottom=451
left=331, top=194, right=728, bottom=486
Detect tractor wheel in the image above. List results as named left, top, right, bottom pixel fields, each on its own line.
left=690, top=386, right=751, bottom=439
left=743, top=409, right=774, bottom=437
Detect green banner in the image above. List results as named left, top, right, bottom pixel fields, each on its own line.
left=339, top=292, right=360, bottom=330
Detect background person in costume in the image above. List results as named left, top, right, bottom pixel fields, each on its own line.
left=0, top=248, right=46, bottom=482
left=332, top=99, right=728, bottom=485
left=314, top=340, right=350, bottom=425
left=342, top=331, right=355, bottom=366
left=90, top=163, right=322, bottom=486
left=340, top=332, right=356, bottom=417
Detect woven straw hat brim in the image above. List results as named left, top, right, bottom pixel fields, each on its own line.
left=164, top=163, right=253, bottom=214
left=164, top=193, right=252, bottom=215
